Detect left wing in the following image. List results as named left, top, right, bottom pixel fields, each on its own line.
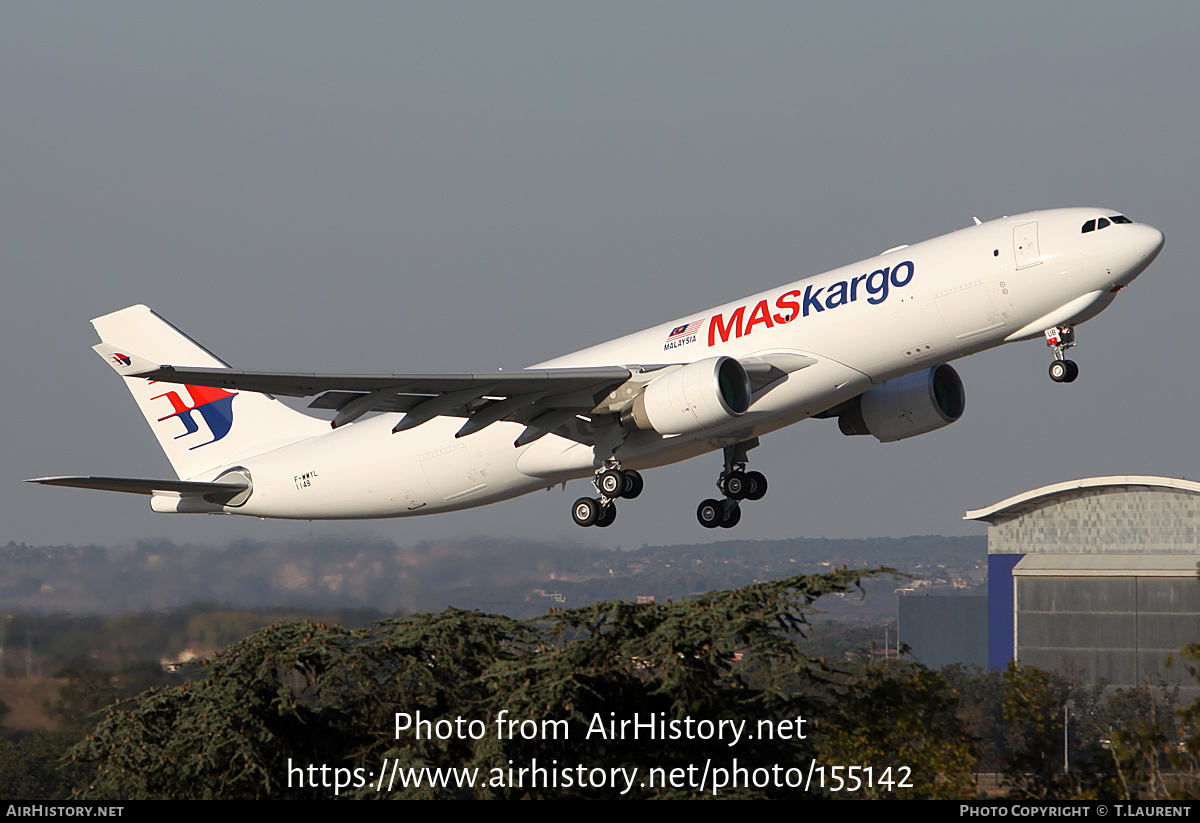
left=122, top=357, right=635, bottom=445
left=119, top=352, right=815, bottom=445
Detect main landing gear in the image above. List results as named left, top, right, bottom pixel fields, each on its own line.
left=1045, top=325, right=1079, bottom=383
left=697, top=439, right=767, bottom=529
left=571, top=462, right=643, bottom=528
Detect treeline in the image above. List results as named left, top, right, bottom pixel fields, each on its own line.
left=3, top=568, right=1198, bottom=799
left=0, top=534, right=984, bottom=617
left=0, top=605, right=391, bottom=678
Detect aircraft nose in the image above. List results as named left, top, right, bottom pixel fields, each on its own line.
left=1114, top=223, right=1164, bottom=287
left=1141, top=224, right=1165, bottom=263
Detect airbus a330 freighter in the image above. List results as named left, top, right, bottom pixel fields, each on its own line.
left=32, top=208, right=1163, bottom=529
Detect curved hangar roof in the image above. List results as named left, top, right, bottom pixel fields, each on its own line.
left=965, top=476, right=1200, bottom=525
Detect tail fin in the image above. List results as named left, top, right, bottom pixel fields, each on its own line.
left=91, top=305, right=327, bottom=479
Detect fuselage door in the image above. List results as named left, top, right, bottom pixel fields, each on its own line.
left=1013, top=221, right=1041, bottom=269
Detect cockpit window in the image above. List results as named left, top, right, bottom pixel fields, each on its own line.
left=1082, top=215, right=1129, bottom=233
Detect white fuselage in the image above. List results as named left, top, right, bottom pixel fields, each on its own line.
left=206, top=208, right=1163, bottom=519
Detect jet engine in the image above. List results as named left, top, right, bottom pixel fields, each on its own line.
left=620, top=356, right=752, bottom=435
left=836, top=364, right=965, bottom=443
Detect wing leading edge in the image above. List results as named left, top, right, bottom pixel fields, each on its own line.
left=126, top=362, right=635, bottom=445
left=122, top=352, right=816, bottom=446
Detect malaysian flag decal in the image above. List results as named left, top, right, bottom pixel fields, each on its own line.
left=666, top=319, right=704, bottom=341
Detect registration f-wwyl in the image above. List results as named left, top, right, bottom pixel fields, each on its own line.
left=31, top=208, right=1164, bottom=529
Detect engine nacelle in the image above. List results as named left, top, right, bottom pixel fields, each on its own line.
left=620, top=356, right=752, bottom=435
left=838, top=364, right=965, bottom=443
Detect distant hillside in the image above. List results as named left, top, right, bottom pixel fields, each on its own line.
left=0, top=533, right=986, bottom=618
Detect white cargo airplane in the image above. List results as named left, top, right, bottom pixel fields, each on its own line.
left=31, top=208, right=1163, bottom=529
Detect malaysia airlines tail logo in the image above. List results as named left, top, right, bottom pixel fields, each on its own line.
left=150, top=383, right=237, bottom=450
left=109, top=353, right=132, bottom=367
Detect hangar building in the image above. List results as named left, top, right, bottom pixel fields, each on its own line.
left=965, top=476, right=1200, bottom=698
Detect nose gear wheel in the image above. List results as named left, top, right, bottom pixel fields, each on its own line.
left=1045, top=326, right=1079, bottom=383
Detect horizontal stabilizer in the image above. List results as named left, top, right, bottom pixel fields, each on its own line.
left=26, top=475, right=249, bottom=497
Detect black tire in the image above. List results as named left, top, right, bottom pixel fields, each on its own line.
left=572, top=497, right=599, bottom=527
left=621, top=470, right=644, bottom=499
left=697, top=499, right=723, bottom=528
left=744, top=471, right=768, bottom=501
left=595, top=502, right=617, bottom=528
left=1049, top=361, right=1069, bottom=383
left=1063, top=360, right=1079, bottom=383
left=722, top=471, right=748, bottom=500
left=719, top=503, right=741, bottom=528
left=598, top=470, right=623, bottom=497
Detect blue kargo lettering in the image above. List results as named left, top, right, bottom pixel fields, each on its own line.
left=802, top=285, right=826, bottom=316
left=708, top=261, right=916, bottom=346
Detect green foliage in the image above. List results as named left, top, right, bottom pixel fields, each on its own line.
left=1, top=605, right=389, bottom=679
left=0, top=729, right=97, bottom=800
left=937, top=661, right=1200, bottom=801
left=22, top=571, right=1200, bottom=800
left=1104, top=684, right=1181, bottom=800
left=72, top=569, right=931, bottom=799
left=72, top=611, right=529, bottom=799
left=821, top=663, right=976, bottom=798
left=1166, top=644, right=1200, bottom=797
left=941, top=664, right=1008, bottom=772
left=996, top=664, right=1130, bottom=800
left=1001, top=662, right=1071, bottom=798
left=44, top=667, right=119, bottom=736
left=457, top=574, right=854, bottom=799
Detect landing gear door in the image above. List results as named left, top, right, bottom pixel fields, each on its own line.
left=1013, top=221, right=1041, bottom=269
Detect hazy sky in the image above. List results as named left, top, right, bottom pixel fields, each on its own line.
left=4, top=2, right=1198, bottom=551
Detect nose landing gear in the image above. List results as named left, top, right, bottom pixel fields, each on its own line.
left=1045, top=326, right=1079, bottom=383
left=1048, top=359, right=1079, bottom=383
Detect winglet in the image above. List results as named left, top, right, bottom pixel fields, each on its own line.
left=92, top=343, right=161, bottom=376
